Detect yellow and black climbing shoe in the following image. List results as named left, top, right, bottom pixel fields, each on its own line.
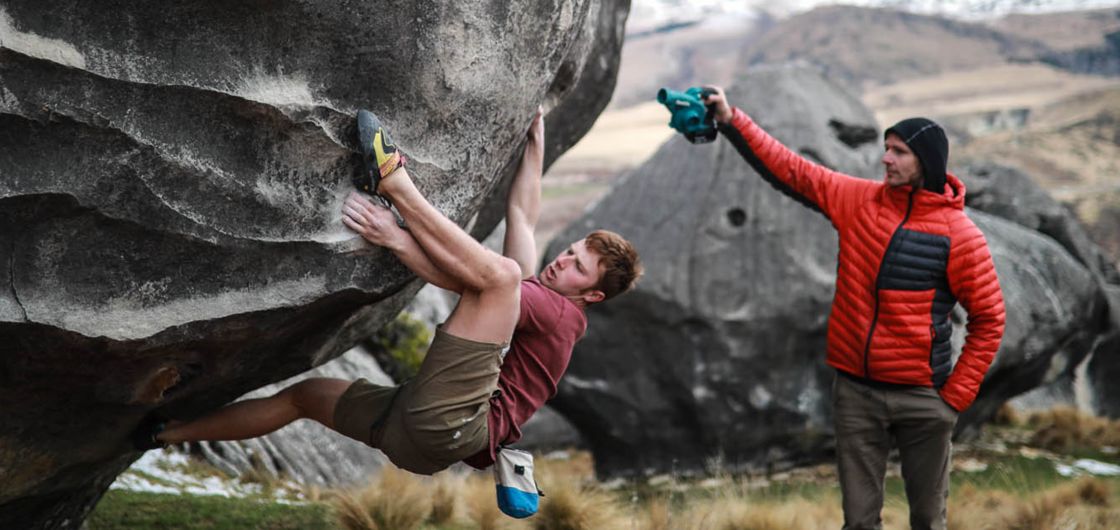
left=355, top=109, right=406, bottom=195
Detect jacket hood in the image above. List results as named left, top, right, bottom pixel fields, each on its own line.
left=926, top=172, right=965, bottom=209
left=890, top=171, right=965, bottom=210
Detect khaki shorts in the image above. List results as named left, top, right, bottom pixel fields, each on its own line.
left=334, top=327, right=505, bottom=474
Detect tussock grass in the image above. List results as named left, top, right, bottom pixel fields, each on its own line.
left=691, top=499, right=795, bottom=530
left=331, top=467, right=432, bottom=530
left=464, top=472, right=508, bottom=530
left=948, top=477, right=1114, bottom=530
left=429, top=472, right=462, bottom=525
left=991, top=402, right=1021, bottom=426
left=533, top=477, right=626, bottom=530
left=669, top=490, right=844, bottom=530
left=1026, top=407, right=1120, bottom=453
left=518, top=453, right=626, bottom=530
left=641, top=499, right=672, bottom=530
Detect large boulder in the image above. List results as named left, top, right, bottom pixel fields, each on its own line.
left=963, top=162, right=1120, bottom=286
left=962, top=162, right=1120, bottom=417
left=547, top=66, right=1115, bottom=478
left=958, top=211, right=1107, bottom=432
left=0, top=0, right=630, bottom=527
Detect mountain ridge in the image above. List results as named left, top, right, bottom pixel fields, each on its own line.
left=627, top=0, right=1120, bottom=35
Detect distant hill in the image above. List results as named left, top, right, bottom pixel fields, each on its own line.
left=993, top=8, right=1120, bottom=51
left=953, top=86, right=1120, bottom=187
left=612, top=6, right=1120, bottom=109
left=625, top=1, right=1120, bottom=33
left=742, top=5, right=1049, bottom=91
left=739, top=6, right=1120, bottom=89
left=954, top=86, right=1120, bottom=262
left=1040, top=28, right=1120, bottom=76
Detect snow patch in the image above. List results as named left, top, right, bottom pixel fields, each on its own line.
left=112, top=448, right=305, bottom=500
left=1055, top=458, right=1120, bottom=477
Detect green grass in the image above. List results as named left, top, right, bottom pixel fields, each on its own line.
left=87, top=490, right=337, bottom=530
left=952, top=454, right=1067, bottom=493
left=89, top=490, right=478, bottom=530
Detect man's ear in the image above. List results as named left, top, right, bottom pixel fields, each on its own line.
left=583, top=290, right=606, bottom=305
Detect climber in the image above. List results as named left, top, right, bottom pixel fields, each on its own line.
left=134, top=108, right=642, bottom=474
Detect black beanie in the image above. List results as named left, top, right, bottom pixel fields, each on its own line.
left=884, top=117, right=948, bottom=193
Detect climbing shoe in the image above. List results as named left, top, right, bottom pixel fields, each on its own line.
left=355, top=109, right=406, bottom=195
left=132, top=414, right=168, bottom=451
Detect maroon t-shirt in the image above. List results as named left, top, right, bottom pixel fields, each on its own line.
left=462, top=276, right=586, bottom=469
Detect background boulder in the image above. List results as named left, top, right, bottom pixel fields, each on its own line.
left=962, top=162, right=1120, bottom=418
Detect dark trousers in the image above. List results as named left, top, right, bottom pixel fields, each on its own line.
left=833, top=372, right=959, bottom=530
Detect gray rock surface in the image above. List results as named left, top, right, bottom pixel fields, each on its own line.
left=473, top=0, right=631, bottom=237
left=961, top=162, right=1120, bottom=418
left=959, top=210, right=1106, bottom=433
left=546, top=66, right=1116, bottom=478
left=0, top=1, right=629, bottom=527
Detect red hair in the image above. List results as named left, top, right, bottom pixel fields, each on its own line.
left=583, top=230, right=642, bottom=301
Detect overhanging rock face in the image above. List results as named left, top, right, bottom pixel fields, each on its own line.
left=0, top=0, right=630, bottom=527
left=547, top=66, right=1115, bottom=478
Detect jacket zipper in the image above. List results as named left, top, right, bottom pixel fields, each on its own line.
left=861, top=189, right=917, bottom=379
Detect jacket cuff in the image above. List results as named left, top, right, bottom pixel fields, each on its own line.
left=729, top=107, right=752, bottom=130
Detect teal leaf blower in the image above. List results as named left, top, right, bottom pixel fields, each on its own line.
left=657, top=87, right=718, bottom=144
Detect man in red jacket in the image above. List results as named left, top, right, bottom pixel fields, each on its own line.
left=137, top=110, right=642, bottom=475
left=702, top=87, right=1005, bottom=530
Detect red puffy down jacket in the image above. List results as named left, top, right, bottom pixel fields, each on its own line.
left=722, top=108, right=1006, bottom=412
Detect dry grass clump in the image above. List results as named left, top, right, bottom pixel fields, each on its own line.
left=1072, top=475, right=1112, bottom=507
left=680, top=496, right=843, bottom=530
left=691, top=499, right=801, bottom=530
left=428, top=472, right=463, bottom=525
left=949, top=477, right=1114, bottom=530
left=331, top=467, right=432, bottom=530
left=990, top=402, right=1021, bottom=426
left=948, top=484, right=1019, bottom=530
left=1006, top=477, right=1112, bottom=530
left=1027, top=406, right=1120, bottom=452
left=532, top=462, right=627, bottom=530
left=641, top=499, right=673, bottom=530
left=644, top=481, right=843, bottom=530
left=463, top=472, right=509, bottom=530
